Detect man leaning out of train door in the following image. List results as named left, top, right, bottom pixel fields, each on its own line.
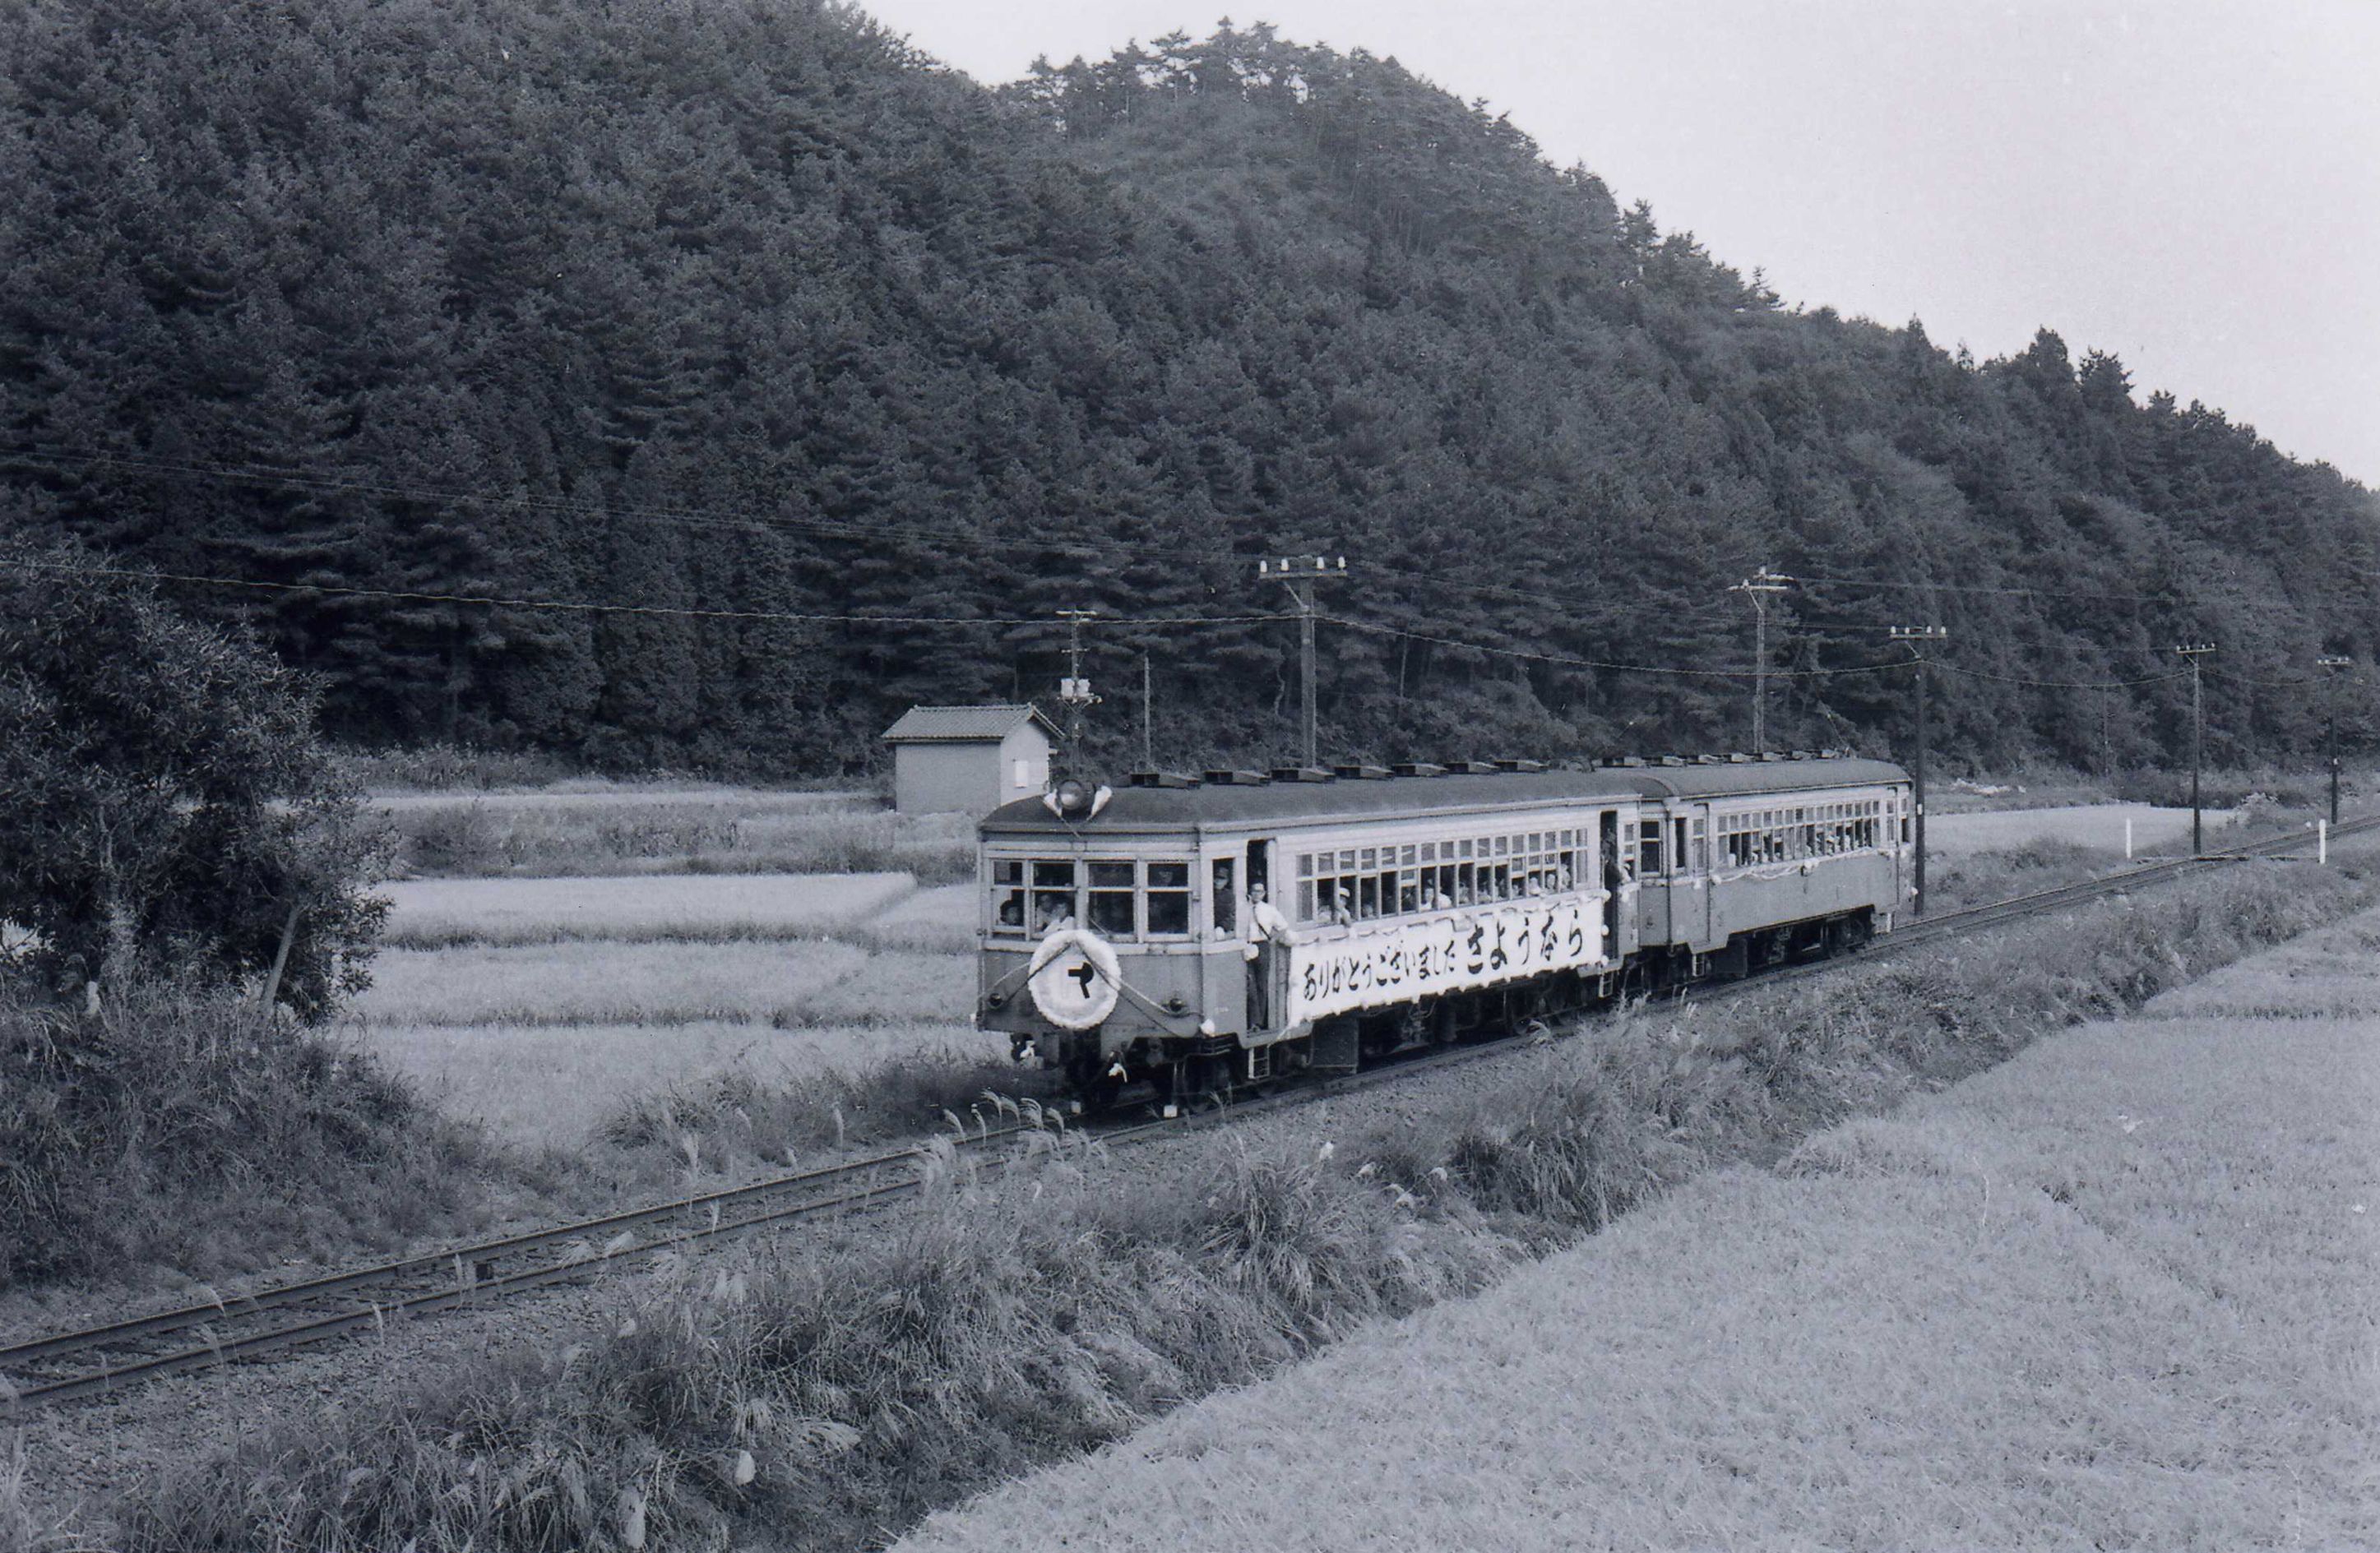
left=1243, top=881, right=1291, bottom=1030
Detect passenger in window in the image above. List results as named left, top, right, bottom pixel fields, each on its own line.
left=997, top=895, right=1024, bottom=929
left=1033, top=894, right=1075, bottom=935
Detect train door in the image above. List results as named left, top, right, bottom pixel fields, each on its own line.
left=1597, top=808, right=1623, bottom=961
left=1636, top=809, right=1671, bottom=947
left=1680, top=803, right=1714, bottom=950
left=1243, top=838, right=1287, bottom=1032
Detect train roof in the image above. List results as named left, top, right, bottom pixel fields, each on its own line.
left=979, top=757, right=1908, bottom=838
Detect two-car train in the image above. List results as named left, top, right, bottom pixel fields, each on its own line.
left=975, top=754, right=1915, bottom=1109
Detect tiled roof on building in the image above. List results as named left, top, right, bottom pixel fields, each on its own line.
left=881, top=704, right=1060, bottom=743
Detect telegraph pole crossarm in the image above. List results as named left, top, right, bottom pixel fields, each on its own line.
left=1888, top=625, right=1948, bottom=916
left=1732, top=566, right=1794, bottom=751
left=2318, top=654, right=2352, bottom=828
left=2175, top=644, right=2216, bottom=855
left=1260, top=555, right=1346, bottom=769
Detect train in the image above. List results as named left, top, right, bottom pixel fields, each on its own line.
left=975, top=752, right=1915, bottom=1110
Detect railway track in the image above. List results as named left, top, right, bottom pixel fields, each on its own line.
left=8, top=810, right=2369, bottom=1415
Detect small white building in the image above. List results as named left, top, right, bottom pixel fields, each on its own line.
left=882, top=704, right=1061, bottom=816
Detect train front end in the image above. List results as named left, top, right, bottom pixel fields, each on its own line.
left=975, top=777, right=1239, bottom=1103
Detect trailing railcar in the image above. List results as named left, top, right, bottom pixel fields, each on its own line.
left=975, top=755, right=1913, bottom=1108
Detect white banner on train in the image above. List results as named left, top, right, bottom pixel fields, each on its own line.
left=1284, top=897, right=1608, bottom=1025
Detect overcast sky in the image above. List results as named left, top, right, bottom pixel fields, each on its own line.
left=859, top=0, right=2380, bottom=486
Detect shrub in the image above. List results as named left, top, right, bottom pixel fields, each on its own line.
left=0, top=978, right=493, bottom=1287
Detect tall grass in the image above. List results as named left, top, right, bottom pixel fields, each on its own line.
left=598, top=1055, right=1052, bottom=1172
left=0, top=978, right=507, bottom=1289
left=110, top=862, right=2374, bottom=1551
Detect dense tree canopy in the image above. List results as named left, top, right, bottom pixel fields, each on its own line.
left=2, top=1, right=2372, bottom=775
left=0, top=538, right=385, bottom=1018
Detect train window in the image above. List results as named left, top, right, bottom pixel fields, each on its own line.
left=990, top=859, right=1027, bottom=935
left=1639, top=820, right=1664, bottom=876
left=1146, top=862, right=1191, bottom=936
left=1398, top=869, right=1420, bottom=913
left=1088, top=862, right=1135, bottom=936
left=1689, top=818, right=1707, bottom=872
left=1212, top=859, right=1238, bottom=934
left=1030, top=860, right=1078, bottom=931
left=1357, top=875, right=1380, bottom=918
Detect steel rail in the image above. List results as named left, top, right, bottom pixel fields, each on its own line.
left=10, top=809, right=2368, bottom=1412
left=0, top=1123, right=1035, bottom=1409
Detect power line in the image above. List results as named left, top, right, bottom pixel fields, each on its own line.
left=1929, top=660, right=2190, bottom=691
left=1324, top=615, right=1905, bottom=681
left=0, top=557, right=1296, bottom=631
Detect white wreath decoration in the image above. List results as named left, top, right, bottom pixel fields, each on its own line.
left=1026, top=927, right=1123, bottom=1030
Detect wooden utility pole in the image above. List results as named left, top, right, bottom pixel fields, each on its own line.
left=1889, top=626, right=1947, bottom=915
left=1260, top=556, right=1345, bottom=767
left=1732, top=566, right=1793, bottom=751
left=2175, top=644, right=2215, bottom=853
left=2318, top=654, right=2352, bottom=826
left=1141, top=650, right=1154, bottom=771
left=1056, top=608, right=1100, bottom=760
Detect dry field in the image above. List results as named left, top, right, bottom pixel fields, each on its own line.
left=378, top=871, right=918, bottom=946
left=350, top=875, right=986, bottom=1149
left=377, top=788, right=976, bottom=881
left=897, top=913, right=2380, bottom=1553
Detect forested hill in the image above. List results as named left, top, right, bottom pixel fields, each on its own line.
left=3, top=1, right=2373, bottom=776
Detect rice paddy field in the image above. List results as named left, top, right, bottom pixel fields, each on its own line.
left=896, top=910, right=2380, bottom=1553
left=349, top=871, right=990, bottom=1150
left=1925, top=801, right=2225, bottom=859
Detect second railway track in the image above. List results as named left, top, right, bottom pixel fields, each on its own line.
left=9, top=809, right=2368, bottom=1416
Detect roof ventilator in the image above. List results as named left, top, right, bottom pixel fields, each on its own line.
left=1391, top=761, right=1448, bottom=778
left=1332, top=764, right=1392, bottom=780
left=1493, top=758, right=1548, bottom=774
left=1271, top=766, right=1335, bottom=783
left=1127, top=770, right=1201, bottom=788
left=1203, top=770, right=1271, bottom=786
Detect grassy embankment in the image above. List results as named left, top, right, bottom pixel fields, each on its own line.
left=102, top=858, right=2373, bottom=1552
left=901, top=907, right=2380, bottom=1551
left=0, top=980, right=515, bottom=1295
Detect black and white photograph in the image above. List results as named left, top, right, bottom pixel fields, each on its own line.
left=2, top=0, right=2373, bottom=1546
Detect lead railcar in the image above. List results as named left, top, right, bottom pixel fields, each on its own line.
left=975, top=755, right=1915, bottom=1108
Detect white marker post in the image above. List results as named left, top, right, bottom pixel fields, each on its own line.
left=2124, top=816, right=2133, bottom=859
left=2320, top=819, right=2329, bottom=866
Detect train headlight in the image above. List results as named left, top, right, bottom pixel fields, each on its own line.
left=1041, top=779, right=1114, bottom=820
